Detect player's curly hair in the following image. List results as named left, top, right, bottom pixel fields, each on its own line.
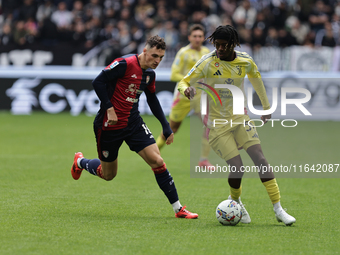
left=206, top=25, right=240, bottom=48
left=145, top=35, right=166, bottom=50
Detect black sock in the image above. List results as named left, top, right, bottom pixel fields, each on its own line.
left=155, top=170, right=179, bottom=204
left=80, top=158, right=101, bottom=176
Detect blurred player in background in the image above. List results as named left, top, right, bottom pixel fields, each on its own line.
left=178, top=25, right=296, bottom=226
left=156, top=24, right=214, bottom=168
left=71, top=35, right=198, bottom=219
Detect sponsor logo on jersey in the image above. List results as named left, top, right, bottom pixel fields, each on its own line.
left=236, top=65, right=242, bottom=75
left=108, top=61, right=119, bottom=70
left=125, top=84, right=138, bottom=95
left=213, top=70, right=222, bottom=76
left=126, top=97, right=139, bottom=103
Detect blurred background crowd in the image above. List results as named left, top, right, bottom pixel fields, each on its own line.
left=1, top=0, right=340, bottom=63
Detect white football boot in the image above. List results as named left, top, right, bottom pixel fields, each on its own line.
left=275, top=208, right=296, bottom=226
left=228, top=195, right=251, bottom=224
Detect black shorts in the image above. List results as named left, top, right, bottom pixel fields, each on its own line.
left=94, top=118, right=156, bottom=162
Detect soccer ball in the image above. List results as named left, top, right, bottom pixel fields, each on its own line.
left=216, top=199, right=242, bottom=226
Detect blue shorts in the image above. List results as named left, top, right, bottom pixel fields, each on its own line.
left=94, top=118, right=155, bottom=162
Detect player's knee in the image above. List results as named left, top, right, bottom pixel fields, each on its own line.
left=154, top=156, right=164, bottom=167
left=103, top=171, right=117, bottom=181
left=255, top=155, right=267, bottom=166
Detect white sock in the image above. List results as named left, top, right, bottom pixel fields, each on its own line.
left=172, top=200, right=182, bottom=213
left=77, top=158, right=83, bottom=169
left=273, top=201, right=282, bottom=212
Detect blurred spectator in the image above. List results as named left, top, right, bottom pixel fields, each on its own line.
left=84, top=0, right=102, bottom=19
left=238, top=27, right=252, bottom=46
left=158, top=21, right=179, bottom=50
left=72, top=20, right=87, bottom=46
left=251, top=27, right=266, bottom=48
left=154, top=5, right=170, bottom=23
left=201, top=0, right=218, bottom=15
left=0, top=23, right=14, bottom=46
left=315, top=21, right=337, bottom=47
left=270, top=1, right=288, bottom=29
left=72, top=0, right=85, bottom=22
left=39, top=17, right=58, bottom=46
left=51, top=1, right=73, bottom=30
left=232, top=0, right=257, bottom=29
left=17, top=0, right=37, bottom=21
left=13, top=20, right=28, bottom=45
left=309, top=0, right=330, bottom=32
left=134, top=0, right=155, bottom=22
left=265, top=27, right=280, bottom=47
left=24, top=17, right=38, bottom=44
left=219, top=0, right=237, bottom=17
left=278, top=29, right=297, bottom=47
left=303, top=30, right=316, bottom=47
left=178, top=20, right=189, bottom=46
left=36, top=0, right=56, bottom=24
left=286, top=16, right=310, bottom=45
left=331, top=14, right=340, bottom=44
left=85, top=17, right=102, bottom=47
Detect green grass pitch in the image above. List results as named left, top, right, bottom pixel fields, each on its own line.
left=0, top=112, right=339, bottom=255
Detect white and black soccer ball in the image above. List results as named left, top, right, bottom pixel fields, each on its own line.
left=216, top=199, right=242, bottom=226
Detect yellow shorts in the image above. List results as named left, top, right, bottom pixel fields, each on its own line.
left=208, top=116, right=260, bottom=161
left=169, top=83, right=201, bottom=122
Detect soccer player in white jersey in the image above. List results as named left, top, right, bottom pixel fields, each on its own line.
left=156, top=24, right=214, bottom=168
left=178, top=25, right=296, bottom=226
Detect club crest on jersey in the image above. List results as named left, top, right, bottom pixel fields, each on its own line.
left=107, top=61, right=119, bottom=70
left=102, top=150, right=109, bottom=158
left=236, top=65, right=242, bottom=75
left=146, top=76, right=150, bottom=84
left=125, top=84, right=138, bottom=95
left=215, top=62, right=219, bottom=67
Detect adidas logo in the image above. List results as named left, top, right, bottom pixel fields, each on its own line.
left=213, top=70, right=222, bottom=75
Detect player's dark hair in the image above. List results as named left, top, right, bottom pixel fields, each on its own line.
left=206, top=25, right=240, bottom=48
left=146, top=35, right=166, bottom=50
left=189, top=24, right=205, bottom=35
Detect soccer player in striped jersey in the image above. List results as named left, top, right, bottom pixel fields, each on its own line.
left=71, top=35, right=198, bottom=219
left=156, top=24, right=214, bottom=168
left=178, top=25, right=296, bottom=225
